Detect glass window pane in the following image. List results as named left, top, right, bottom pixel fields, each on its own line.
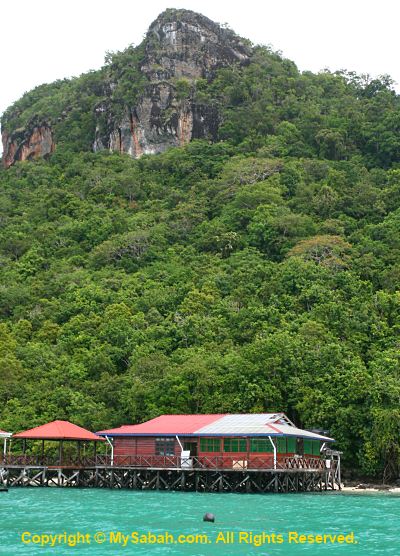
left=313, top=441, right=320, bottom=455
left=250, top=438, right=274, bottom=453
left=304, top=440, right=312, bottom=454
left=287, top=437, right=296, bottom=453
left=200, top=438, right=220, bottom=452
left=155, top=437, right=175, bottom=456
left=277, top=438, right=286, bottom=453
left=224, top=438, right=247, bottom=452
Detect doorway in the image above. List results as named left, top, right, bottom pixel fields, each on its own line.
left=183, top=441, right=198, bottom=457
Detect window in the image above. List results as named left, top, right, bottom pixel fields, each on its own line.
left=286, top=437, right=296, bottom=453
left=277, top=438, right=287, bottom=453
left=250, top=438, right=273, bottom=453
left=312, top=440, right=321, bottom=456
left=223, top=438, right=247, bottom=452
left=200, top=438, right=221, bottom=452
left=155, top=437, right=175, bottom=456
left=301, top=439, right=321, bottom=455
left=303, top=440, right=313, bottom=454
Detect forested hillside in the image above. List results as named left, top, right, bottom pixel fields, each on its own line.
left=1, top=10, right=400, bottom=479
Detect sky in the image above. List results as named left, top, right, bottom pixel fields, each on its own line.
left=1, top=0, right=400, bottom=130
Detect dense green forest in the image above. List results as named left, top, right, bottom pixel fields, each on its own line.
left=1, top=35, right=400, bottom=479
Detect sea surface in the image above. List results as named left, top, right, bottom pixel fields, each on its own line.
left=0, top=489, right=398, bottom=555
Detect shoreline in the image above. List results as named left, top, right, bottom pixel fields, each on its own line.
left=341, top=485, right=400, bottom=494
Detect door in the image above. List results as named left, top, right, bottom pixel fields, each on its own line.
left=183, top=441, right=198, bottom=457
left=296, top=438, right=304, bottom=456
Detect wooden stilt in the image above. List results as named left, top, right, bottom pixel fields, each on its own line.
left=2, top=462, right=333, bottom=493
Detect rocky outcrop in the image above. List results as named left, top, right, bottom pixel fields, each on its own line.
left=93, top=85, right=219, bottom=157
left=2, top=125, right=55, bottom=169
left=2, top=9, right=251, bottom=167
left=94, top=9, right=251, bottom=159
left=141, top=9, right=251, bottom=81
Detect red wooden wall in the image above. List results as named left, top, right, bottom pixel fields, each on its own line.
left=113, top=436, right=321, bottom=467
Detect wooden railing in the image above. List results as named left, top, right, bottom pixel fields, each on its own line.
left=1, top=455, right=98, bottom=467
left=1, top=454, right=331, bottom=471
left=284, top=456, right=326, bottom=470
left=99, top=454, right=330, bottom=471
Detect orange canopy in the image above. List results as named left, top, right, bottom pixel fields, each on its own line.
left=13, top=420, right=104, bottom=441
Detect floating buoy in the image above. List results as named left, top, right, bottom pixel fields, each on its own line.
left=203, top=512, right=215, bottom=523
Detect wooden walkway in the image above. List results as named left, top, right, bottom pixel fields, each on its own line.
left=0, top=453, right=341, bottom=492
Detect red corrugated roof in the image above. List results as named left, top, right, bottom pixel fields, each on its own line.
left=13, top=420, right=104, bottom=441
left=98, top=414, right=224, bottom=436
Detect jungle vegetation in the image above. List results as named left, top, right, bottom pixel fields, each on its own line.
left=1, top=42, right=400, bottom=479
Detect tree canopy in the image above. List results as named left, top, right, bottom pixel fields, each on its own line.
left=1, top=41, right=400, bottom=480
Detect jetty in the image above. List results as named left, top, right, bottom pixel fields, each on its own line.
left=0, top=415, right=342, bottom=493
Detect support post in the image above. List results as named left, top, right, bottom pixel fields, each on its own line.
left=268, top=436, right=276, bottom=470
left=176, top=435, right=184, bottom=468
left=105, top=436, right=114, bottom=466
left=175, top=435, right=183, bottom=451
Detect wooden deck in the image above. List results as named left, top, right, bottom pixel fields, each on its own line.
left=2, top=454, right=326, bottom=470
left=0, top=453, right=341, bottom=492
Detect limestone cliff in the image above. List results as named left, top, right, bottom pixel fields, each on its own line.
left=93, top=9, right=251, bottom=157
left=1, top=9, right=251, bottom=168
left=2, top=125, right=55, bottom=169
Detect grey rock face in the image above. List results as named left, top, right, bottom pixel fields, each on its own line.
left=142, top=9, right=251, bottom=81
left=94, top=9, right=251, bottom=158
left=94, top=90, right=219, bottom=158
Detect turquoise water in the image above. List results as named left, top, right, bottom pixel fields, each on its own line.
left=0, top=489, right=398, bottom=555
